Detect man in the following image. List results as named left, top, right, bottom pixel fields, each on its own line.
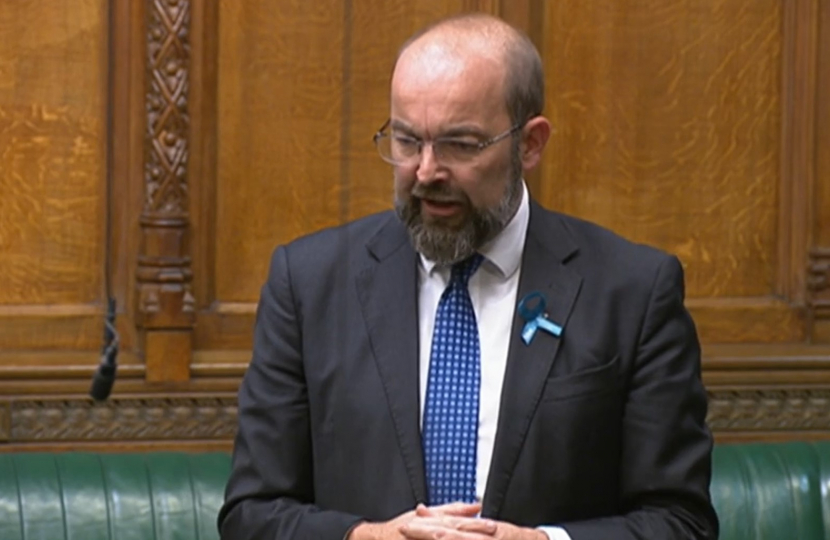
left=219, top=13, right=718, bottom=540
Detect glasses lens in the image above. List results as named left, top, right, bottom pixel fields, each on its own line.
left=390, top=135, right=420, bottom=163
left=434, top=140, right=480, bottom=164
left=377, top=134, right=422, bottom=165
left=375, top=135, right=394, bottom=163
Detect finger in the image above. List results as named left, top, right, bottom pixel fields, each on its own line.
left=406, top=516, right=496, bottom=535
left=416, top=503, right=433, bottom=517
left=399, top=521, right=449, bottom=540
left=401, top=521, right=492, bottom=540
left=456, top=518, right=497, bottom=535
left=431, top=501, right=482, bottom=516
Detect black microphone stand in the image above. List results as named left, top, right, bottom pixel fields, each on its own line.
left=90, top=298, right=119, bottom=401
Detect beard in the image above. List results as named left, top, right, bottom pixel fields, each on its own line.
left=394, top=143, right=523, bottom=265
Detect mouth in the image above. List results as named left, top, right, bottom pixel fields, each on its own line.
left=419, top=197, right=465, bottom=218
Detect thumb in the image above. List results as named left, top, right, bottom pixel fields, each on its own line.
left=433, top=501, right=482, bottom=517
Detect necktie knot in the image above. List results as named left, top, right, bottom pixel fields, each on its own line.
left=451, top=254, right=484, bottom=287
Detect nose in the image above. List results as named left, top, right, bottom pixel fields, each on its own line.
left=415, top=143, right=441, bottom=183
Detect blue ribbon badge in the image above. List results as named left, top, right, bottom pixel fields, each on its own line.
left=518, top=292, right=563, bottom=345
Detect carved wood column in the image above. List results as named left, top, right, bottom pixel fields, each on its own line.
left=137, top=0, right=194, bottom=382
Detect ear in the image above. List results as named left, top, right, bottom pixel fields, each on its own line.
left=519, top=116, right=551, bottom=172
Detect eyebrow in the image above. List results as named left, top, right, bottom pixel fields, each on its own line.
left=388, top=119, right=487, bottom=139
left=389, top=119, right=418, bottom=136
left=439, top=126, right=487, bottom=139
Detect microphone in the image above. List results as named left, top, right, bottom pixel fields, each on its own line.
left=90, top=298, right=119, bottom=401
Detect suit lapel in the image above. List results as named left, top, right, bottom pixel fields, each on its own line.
left=482, top=203, right=583, bottom=518
left=355, top=216, right=427, bottom=504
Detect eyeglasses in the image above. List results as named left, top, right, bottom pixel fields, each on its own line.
left=372, top=119, right=523, bottom=166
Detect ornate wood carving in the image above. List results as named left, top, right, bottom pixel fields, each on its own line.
left=0, top=402, right=9, bottom=443
left=3, top=389, right=830, bottom=444
left=138, top=0, right=195, bottom=381
left=7, top=397, right=236, bottom=442
left=707, top=389, right=830, bottom=431
left=808, top=248, right=830, bottom=317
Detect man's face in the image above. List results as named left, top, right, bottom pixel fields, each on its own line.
left=390, top=41, right=523, bottom=264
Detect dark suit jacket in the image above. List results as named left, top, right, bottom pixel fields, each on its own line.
left=218, top=201, right=719, bottom=539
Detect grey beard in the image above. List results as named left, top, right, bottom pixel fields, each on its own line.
left=395, top=147, right=523, bottom=265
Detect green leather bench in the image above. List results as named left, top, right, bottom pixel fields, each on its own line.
left=0, top=452, right=230, bottom=540
left=711, top=441, right=830, bottom=539
left=1, top=442, right=829, bottom=539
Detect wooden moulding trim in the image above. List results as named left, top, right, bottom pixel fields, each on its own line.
left=715, top=431, right=830, bottom=444
left=3, top=388, right=830, bottom=443
left=210, top=302, right=257, bottom=314
left=0, top=304, right=101, bottom=316
left=0, top=352, right=144, bottom=380
left=704, top=356, right=830, bottom=371
left=0, top=439, right=233, bottom=454
left=0, top=379, right=243, bottom=398
left=0, top=316, right=108, bottom=350
left=705, top=372, right=830, bottom=386
left=687, top=299, right=806, bottom=343
left=0, top=394, right=237, bottom=443
left=707, top=387, right=830, bottom=432
left=0, top=365, right=145, bottom=381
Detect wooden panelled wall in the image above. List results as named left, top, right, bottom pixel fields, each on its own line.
left=0, top=0, right=829, bottom=451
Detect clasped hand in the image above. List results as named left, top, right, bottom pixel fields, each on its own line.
left=349, top=502, right=547, bottom=540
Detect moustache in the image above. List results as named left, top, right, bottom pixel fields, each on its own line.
left=410, top=184, right=467, bottom=205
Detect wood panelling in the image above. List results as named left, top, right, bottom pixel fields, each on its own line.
left=688, top=299, right=806, bottom=344
left=537, top=1, right=788, bottom=343
left=196, top=0, right=572, bottom=349
left=200, top=0, right=802, bottom=348
left=214, top=0, right=347, bottom=303
left=0, top=0, right=108, bottom=354
left=2, top=0, right=830, bottom=448
left=537, top=1, right=781, bottom=292
left=0, top=0, right=106, bottom=314
left=0, top=306, right=102, bottom=350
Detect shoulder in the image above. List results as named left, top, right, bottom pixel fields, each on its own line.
left=533, top=205, right=684, bottom=291
left=282, top=210, right=396, bottom=260
left=264, top=210, right=401, bottom=284
left=561, top=212, right=670, bottom=263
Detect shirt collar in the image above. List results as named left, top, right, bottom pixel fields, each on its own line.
left=420, top=180, right=529, bottom=279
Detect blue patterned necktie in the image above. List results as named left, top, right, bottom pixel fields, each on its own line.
left=423, top=253, right=484, bottom=505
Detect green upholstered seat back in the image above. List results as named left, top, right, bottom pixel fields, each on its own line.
left=0, top=452, right=231, bottom=540
left=711, top=441, right=830, bottom=540
left=5, top=443, right=830, bottom=538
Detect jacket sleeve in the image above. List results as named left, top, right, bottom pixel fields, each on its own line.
left=561, top=256, right=719, bottom=540
left=217, top=246, right=364, bottom=540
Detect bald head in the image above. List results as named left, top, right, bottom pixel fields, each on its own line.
left=394, top=14, right=544, bottom=125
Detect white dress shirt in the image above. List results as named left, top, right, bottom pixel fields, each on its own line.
left=417, top=182, right=570, bottom=540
